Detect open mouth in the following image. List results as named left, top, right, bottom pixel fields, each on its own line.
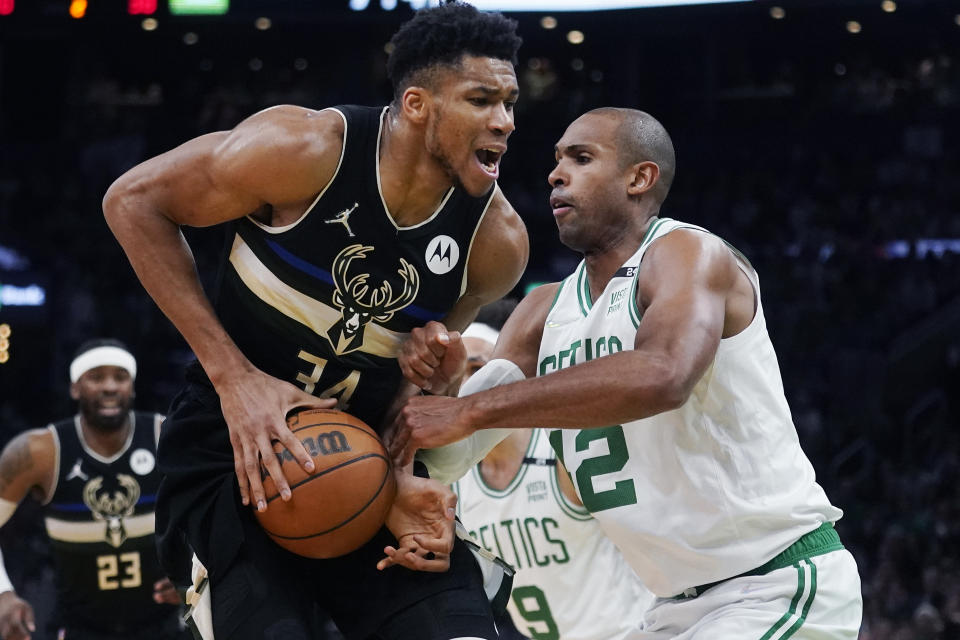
left=97, top=400, right=123, bottom=416
left=550, top=195, right=573, bottom=216
left=475, top=147, right=504, bottom=177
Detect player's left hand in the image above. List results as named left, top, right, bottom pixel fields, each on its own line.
left=152, top=577, right=182, bottom=605
left=378, top=470, right=456, bottom=573
left=387, top=394, right=477, bottom=468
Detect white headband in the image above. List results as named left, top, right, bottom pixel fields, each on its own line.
left=461, top=322, right=500, bottom=346
left=69, top=346, right=137, bottom=383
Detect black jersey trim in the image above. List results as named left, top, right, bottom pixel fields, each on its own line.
left=458, top=184, right=498, bottom=297
left=244, top=107, right=349, bottom=235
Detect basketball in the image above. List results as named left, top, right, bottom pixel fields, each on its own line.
left=255, top=408, right=396, bottom=559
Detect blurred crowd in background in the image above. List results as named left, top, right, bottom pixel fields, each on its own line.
left=0, top=1, right=958, bottom=638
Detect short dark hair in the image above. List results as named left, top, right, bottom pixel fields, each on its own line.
left=386, top=2, right=522, bottom=100
left=73, top=338, right=131, bottom=360
left=589, top=107, right=676, bottom=206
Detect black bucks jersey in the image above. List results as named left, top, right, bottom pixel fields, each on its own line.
left=214, top=105, right=494, bottom=429
left=43, top=412, right=170, bottom=633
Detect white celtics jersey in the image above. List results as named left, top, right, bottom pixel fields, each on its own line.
left=537, top=217, right=843, bottom=598
left=454, top=429, right=652, bottom=640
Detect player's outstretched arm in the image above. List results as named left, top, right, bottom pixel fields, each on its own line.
left=390, top=283, right=556, bottom=468
left=392, top=230, right=744, bottom=454
left=102, top=106, right=343, bottom=511
left=0, top=430, right=56, bottom=640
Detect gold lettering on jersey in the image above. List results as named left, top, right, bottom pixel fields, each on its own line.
left=539, top=337, right=623, bottom=375
left=82, top=474, right=140, bottom=548
left=327, top=244, right=419, bottom=355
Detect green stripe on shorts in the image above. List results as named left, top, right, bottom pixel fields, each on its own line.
left=760, top=558, right=817, bottom=640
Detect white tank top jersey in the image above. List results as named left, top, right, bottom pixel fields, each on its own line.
left=454, top=429, right=652, bottom=640
left=537, top=217, right=843, bottom=598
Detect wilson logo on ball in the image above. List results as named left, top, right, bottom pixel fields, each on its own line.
left=276, top=431, right=352, bottom=463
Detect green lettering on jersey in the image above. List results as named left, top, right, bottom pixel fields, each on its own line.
left=539, top=354, right=557, bottom=376
left=541, top=518, right=570, bottom=564
left=523, top=518, right=550, bottom=567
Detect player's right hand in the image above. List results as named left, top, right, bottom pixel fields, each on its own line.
left=216, top=367, right=337, bottom=513
left=399, top=321, right=467, bottom=395
left=0, top=592, right=35, bottom=640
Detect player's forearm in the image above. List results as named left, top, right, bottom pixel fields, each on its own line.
left=463, top=349, right=688, bottom=431
left=103, top=190, right=250, bottom=384
left=0, top=500, right=18, bottom=594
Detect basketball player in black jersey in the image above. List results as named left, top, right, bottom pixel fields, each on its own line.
left=102, top=3, right=527, bottom=639
left=0, top=339, right=186, bottom=640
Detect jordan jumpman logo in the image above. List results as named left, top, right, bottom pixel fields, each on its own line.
left=325, top=202, right=359, bottom=237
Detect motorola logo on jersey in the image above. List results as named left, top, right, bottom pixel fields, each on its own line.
left=424, top=235, right=459, bottom=275
left=327, top=244, right=420, bottom=355
left=82, top=474, right=141, bottom=548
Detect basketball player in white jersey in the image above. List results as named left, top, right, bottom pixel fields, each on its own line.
left=389, top=108, right=863, bottom=638
left=453, top=320, right=652, bottom=640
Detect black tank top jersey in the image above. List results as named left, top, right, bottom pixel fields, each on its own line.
left=214, top=105, right=494, bottom=429
left=43, top=412, right=169, bottom=632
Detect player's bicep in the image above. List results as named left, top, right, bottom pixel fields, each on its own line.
left=108, top=106, right=343, bottom=228
left=461, top=190, right=529, bottom=306
left=634, top=232, right=733, bottom=393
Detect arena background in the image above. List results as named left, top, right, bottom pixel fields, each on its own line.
left=0, top=0, right=958, bottom=638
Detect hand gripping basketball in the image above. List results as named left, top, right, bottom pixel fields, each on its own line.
left=255, top=409, right=397, bottom=558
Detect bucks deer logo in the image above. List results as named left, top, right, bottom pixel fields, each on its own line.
left=82, top=474, right=140, bottom=548
left=326, top=244, right=419, bottom=355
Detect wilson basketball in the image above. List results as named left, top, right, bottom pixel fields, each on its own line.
left=255, top=408, right=396, bottom=558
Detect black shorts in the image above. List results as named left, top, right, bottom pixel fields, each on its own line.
left=156, top=366, right=498, bottom=640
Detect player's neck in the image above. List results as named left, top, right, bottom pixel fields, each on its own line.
left=78, top=414, right=132, bottom=458
left=582, top=215, right=657, bottom=301
left=478, top=429, right=533, bottom=491
left=378, top=113, right=453, bottom=227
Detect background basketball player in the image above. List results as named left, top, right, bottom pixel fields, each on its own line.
left=452, top=305, right=654, bottom=640
left=0, top=339, right=186, bottom=640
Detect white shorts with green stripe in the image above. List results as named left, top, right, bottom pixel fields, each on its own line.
left=638, top=550, right=862, bottom=639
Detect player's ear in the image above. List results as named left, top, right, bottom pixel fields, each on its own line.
left=401, top=86, right=431, bottom=125
left=69, top=382, right=80, bottom=401
left=627, top=161, right=660, bottom=197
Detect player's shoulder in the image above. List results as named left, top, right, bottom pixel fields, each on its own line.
left=463, top=186, right=529, bottom=302
left=482, top=186, right=527, bottom=244
left=222, top=105, right=345, bottom=160
left=1, top=427, right=57, bottom=473
left=506, top=283, right=561, bottom=333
